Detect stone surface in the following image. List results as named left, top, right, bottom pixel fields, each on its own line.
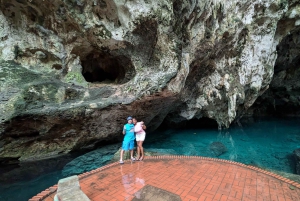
left=55, top=175, right=90, bottom=201
left=0, top=0, right=300, bottom=161
left=132, top=185, right=182, bottom=201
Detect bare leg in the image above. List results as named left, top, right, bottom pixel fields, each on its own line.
left=120, top=149, right=124, bottom=161
left=130, top=149, right=134, bottom=158
left=136, top=141, right=141, bottom=159
left=139, top=141, right=144, bottom=160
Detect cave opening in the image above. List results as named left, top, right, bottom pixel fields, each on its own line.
left=158, top=117, right=219, bottom=130
left=81, top=51, right=135, bottom=84
left=251, top=26, right=300, bottom=116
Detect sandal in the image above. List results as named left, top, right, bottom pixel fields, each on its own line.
left=131, top=157, right=136, bottom=161
left=139, top=157, right=144, bottom=161
left=119, top=160, right=124, bottom=164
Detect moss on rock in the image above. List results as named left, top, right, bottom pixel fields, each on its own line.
left=64, top=71, right=87, bottom=87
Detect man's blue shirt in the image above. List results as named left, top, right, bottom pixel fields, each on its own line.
left=123, top=123, right=135, bottom=141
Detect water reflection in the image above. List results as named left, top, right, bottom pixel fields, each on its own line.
left=0, top=155, right=74, bottom=185
left=120, top=162, right=145, bottom=200
left=0, top=154, right=77, bottom=201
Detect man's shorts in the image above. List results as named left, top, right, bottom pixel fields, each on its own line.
left=122, top=140, right=134, bottom=151
left=136, top=132, right=146, bottom=141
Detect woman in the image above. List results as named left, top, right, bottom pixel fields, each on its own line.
left=133, top=118, right=146, bottom=161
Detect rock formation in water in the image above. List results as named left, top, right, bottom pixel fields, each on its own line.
left=0, top=0, right=299, bottom=162
left=293, top=148, right=300, bottom=175
left=209, top=141, right=227, bottom=156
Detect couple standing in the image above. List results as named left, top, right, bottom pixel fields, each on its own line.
left=120, top=116, right=147, bottom=164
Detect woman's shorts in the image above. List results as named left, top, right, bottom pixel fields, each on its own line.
left=136, top=133, right=146, bottom=141
left=122, top=140, right=134, bottom=151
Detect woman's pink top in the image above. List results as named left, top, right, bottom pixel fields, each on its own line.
left=134, top=122, right=146, bottom=135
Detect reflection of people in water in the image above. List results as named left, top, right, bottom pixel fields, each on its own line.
left=135, top=162, right=145, bottom=186
left=120, top=164, right=145, bottom=199
left=120, top=165, right=135, bottom=199
left=133, top=164, right=145, bottom=199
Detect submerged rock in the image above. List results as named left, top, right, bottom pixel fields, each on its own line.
left=209, top=142, right=227, bottom=157
left=112, top=148, right=178, bottom=162
left=272, top=152, right=289, bottom=160
left=293, top=148, right=300, bottom=175
left=62, top=144, right=119, bottom=177
left=0, top=154, right=74, bottom=184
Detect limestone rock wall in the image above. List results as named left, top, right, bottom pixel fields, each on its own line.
left=0, top=0, right=299, bottom=162
left=249, top=26, right=300, bottom=116
left=167, top=0, right=300, bottom=127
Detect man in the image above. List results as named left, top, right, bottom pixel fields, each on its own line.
left=133, top=118, right=147, bottom=161
left=120, top=116, right=136, bottom=164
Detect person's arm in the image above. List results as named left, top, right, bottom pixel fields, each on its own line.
left=141, top=121, right=146, bottom=130
left=123, top=125, right=126, bottom=135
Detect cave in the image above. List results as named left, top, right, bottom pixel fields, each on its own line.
left=81, top=51, right=135, bottom=84
left=159, top=117, right=219, bottom=130
left=251, top=27, right=300, bottom=116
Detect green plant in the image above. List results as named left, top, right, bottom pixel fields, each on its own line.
left=65, top=72, right=85, bottom=83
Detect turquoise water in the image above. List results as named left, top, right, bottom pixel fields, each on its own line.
left=145, top=117, right=300, bottom=173
left=0, top=171, right=62, bottom=201
left=1, top=117, right=300, bottom=201
left=0, top=147, right=119, bottom=201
